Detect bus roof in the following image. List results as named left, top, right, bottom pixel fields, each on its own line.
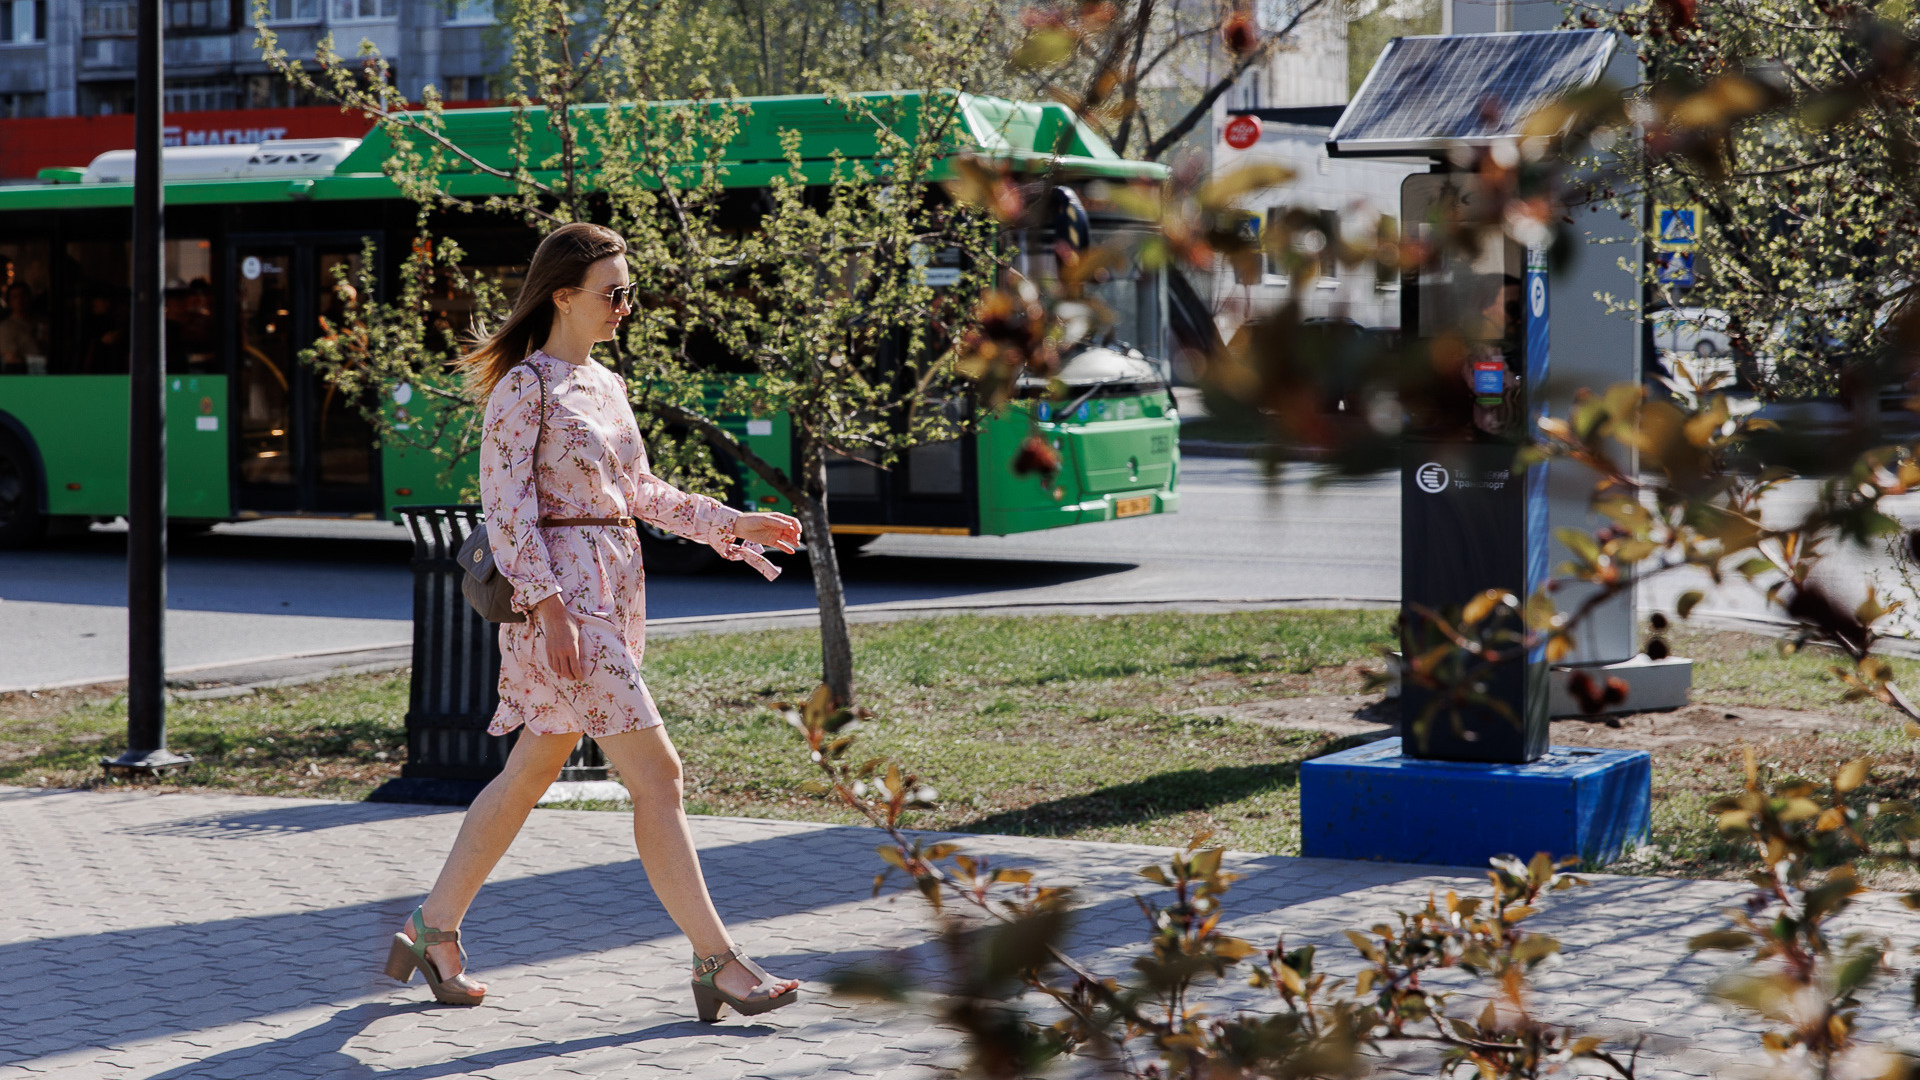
left=0, top=91, right=1167, bottom=212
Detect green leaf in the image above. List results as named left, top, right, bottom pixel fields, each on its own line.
left=1343, top=930, right=1381, bottom=961
left=1676, top=590, right=1704, bottom=618
left=1834, top=757, right=1870, bottom=793
left=1190, top=847, right=1225, bottom=879
left=1510, top=934, right=1560, bottom=964
left=1555, top=527, right=1601, bottom=565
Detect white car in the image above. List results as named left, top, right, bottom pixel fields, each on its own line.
left=1650, top=306, right=1734, bottom=356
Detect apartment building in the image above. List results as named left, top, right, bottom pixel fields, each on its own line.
left=0, top=0, right=504, bottom=177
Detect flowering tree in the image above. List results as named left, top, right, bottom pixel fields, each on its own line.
left=254, top=0, right=999, bottom=703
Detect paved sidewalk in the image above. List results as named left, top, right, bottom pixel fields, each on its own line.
left=1, top=787, right=1915, bottom=1080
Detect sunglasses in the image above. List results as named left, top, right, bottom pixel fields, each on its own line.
left=568, top=283, right=638, bottom=308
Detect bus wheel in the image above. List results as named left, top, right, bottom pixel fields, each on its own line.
left=638, top=522, right=722, bottom=575
left=0, top=429, right=46, bottom=550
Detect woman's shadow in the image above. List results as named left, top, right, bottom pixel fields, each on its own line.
left=137, top=1000, right=783, bottom=1080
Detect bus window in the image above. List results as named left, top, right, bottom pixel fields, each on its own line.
left=66, top=242, right=131, bottom=375
left=905, top=440, right=963, bottom=496
left=428, top=261, right=527, bottom=344
left=1024, top=229, right=1167, bottom=365
left=0, top=240, right=51, bottom=375
left=905, top=395, right=966, bottom=497
left=63, top=239, right=218, bottom=375
left=315, top=249, right=375, bottom=488
left=166, top=240, right=218, bottom=374
left=825, top=450, right=881, bottom=499
left=235, top=248, right=295, bottom=487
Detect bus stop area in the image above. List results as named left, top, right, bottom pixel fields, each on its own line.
left=3, top=783, right=1918, bottom=1080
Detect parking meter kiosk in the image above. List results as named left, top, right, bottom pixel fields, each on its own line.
left=1297, top=29, right=1672, bottom=866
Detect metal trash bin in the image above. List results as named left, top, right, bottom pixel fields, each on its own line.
left=368, top=505, right=608, bottom=805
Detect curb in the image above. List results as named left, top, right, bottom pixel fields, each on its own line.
left=1, top=597, right=1398, bottom=698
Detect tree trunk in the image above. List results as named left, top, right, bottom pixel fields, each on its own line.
left=797, top=446, right=855, bottom=705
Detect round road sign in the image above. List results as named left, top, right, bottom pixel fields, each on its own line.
left=1223, top=114, right=1262, bottom=150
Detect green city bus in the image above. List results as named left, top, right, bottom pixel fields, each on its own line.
left=0, top=92, right=1181, bottom=569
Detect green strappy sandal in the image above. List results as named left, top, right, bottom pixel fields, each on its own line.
left=690, top=946, right=799, bottom=1022
left=383, top=907, right=486, bottom=1006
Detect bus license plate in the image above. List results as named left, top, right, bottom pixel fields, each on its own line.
left=1115, top=496, right=1152, bottom=518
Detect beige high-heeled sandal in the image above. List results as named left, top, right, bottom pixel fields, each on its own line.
left=690, top=946, right=799, bottom=1022
left=383, top=907, right=486, bottom=1006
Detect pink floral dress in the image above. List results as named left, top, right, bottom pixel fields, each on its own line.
left=478, top=351, right=779, bottom=738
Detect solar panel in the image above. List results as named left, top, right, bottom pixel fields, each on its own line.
left=1327, top=30, right=1617, bottom=156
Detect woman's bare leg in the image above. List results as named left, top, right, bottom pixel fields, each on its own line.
left=595, top=725, right=799, bottom=1001
left=401, top=729, right=581, bottom=993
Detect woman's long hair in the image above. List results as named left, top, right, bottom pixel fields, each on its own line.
left=458, top=222, right=627, bottom=396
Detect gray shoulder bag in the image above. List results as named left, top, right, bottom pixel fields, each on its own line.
left=456, top=362, right=548, bottom=624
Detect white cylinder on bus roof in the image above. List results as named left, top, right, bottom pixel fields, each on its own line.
left=83, top=138, right=362, bottom=184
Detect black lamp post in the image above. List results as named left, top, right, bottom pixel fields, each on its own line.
left=104, top=0, right=190, bottom=777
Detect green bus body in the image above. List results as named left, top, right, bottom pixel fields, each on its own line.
left=0, top=92, right=1180, bottom=547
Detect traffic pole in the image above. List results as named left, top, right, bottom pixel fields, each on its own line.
left=105, top=0, right=190, bottom=777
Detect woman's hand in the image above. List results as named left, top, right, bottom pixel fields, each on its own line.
left=533, top=594, right=583, bottom=681
left=734, top=512, right=803, bottom=554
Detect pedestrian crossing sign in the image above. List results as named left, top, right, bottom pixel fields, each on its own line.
left=1655, top=205, right=1699, bottom=250
left=1655, top=250, right=1695, bottom=288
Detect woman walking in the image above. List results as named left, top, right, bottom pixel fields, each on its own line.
left=383, top=223, right=804, bottom=1021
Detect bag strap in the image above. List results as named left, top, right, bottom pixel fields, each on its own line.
left=513, top=359, right=549, bottom=505
left=516, top=358, right=549, bottom=456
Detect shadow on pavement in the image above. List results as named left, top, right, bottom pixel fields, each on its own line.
left=1, top=795, right=1792, bottom=1072
left=112, top=802, right=460, bottom=838
left=130, top=1000, right=784, bottom=1080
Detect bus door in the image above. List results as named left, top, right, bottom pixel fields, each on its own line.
left=227, top=234, right=382, bottom=515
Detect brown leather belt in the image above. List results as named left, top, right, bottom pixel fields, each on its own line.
left=541, top=516, right=636, bottom=528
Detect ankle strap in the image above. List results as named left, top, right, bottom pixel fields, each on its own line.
left=410, top=908, right=462, bottom=946
left=692, top=946, right=742, bottom=977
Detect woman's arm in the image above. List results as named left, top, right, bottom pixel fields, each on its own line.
left=478, top=367, right=563, bottom=614
left=630, top=467, right=799, bottom=578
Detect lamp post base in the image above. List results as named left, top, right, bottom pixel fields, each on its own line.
left=101, top=749, right=195, bottom=777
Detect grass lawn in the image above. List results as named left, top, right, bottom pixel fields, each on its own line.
left=3, top=611, right=1915, bottom=886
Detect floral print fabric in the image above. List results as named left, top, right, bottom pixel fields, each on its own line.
left=478, top=350, right=778, bottom=738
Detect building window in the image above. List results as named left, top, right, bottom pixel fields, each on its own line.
left=1236, top=71, right=1263, bottom=111
left=443, top=75, right=490, bottom=101
left=1317, top=208, right=1340, bottom=283
left=165, top=78, right=239, bottom=112
left=83, top=0, right=135, bottom=33
left=1, top=0, right=45, bottom=43
left=244, top=72, right=321, bottom=108
left=447, top=0, right=492, bottom=21
left=81, top=81, right=137, bottom=115
left=167, top=0, right=232, bottom=30
left=259, top=0, right=318, bottom=22
left=0, top=91, right=45, bottom=117
left=327, top=0, right=395, bottom=20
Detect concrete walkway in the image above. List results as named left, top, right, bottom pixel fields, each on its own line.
left=0, top=786, right=1914, bottom=1079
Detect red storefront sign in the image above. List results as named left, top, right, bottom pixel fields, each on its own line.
left=0, top=106, right=377, bottom=181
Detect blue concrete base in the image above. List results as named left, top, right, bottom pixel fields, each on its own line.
left=1300, top=738, right=1651, bottom=868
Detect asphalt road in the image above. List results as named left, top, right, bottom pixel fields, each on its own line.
left=5, top=454, right=1913, bottom=692
left=0, top=458, right=1402, bottom=691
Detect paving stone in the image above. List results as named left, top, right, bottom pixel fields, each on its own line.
left=1, top=786, right=1917, bottom=1079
